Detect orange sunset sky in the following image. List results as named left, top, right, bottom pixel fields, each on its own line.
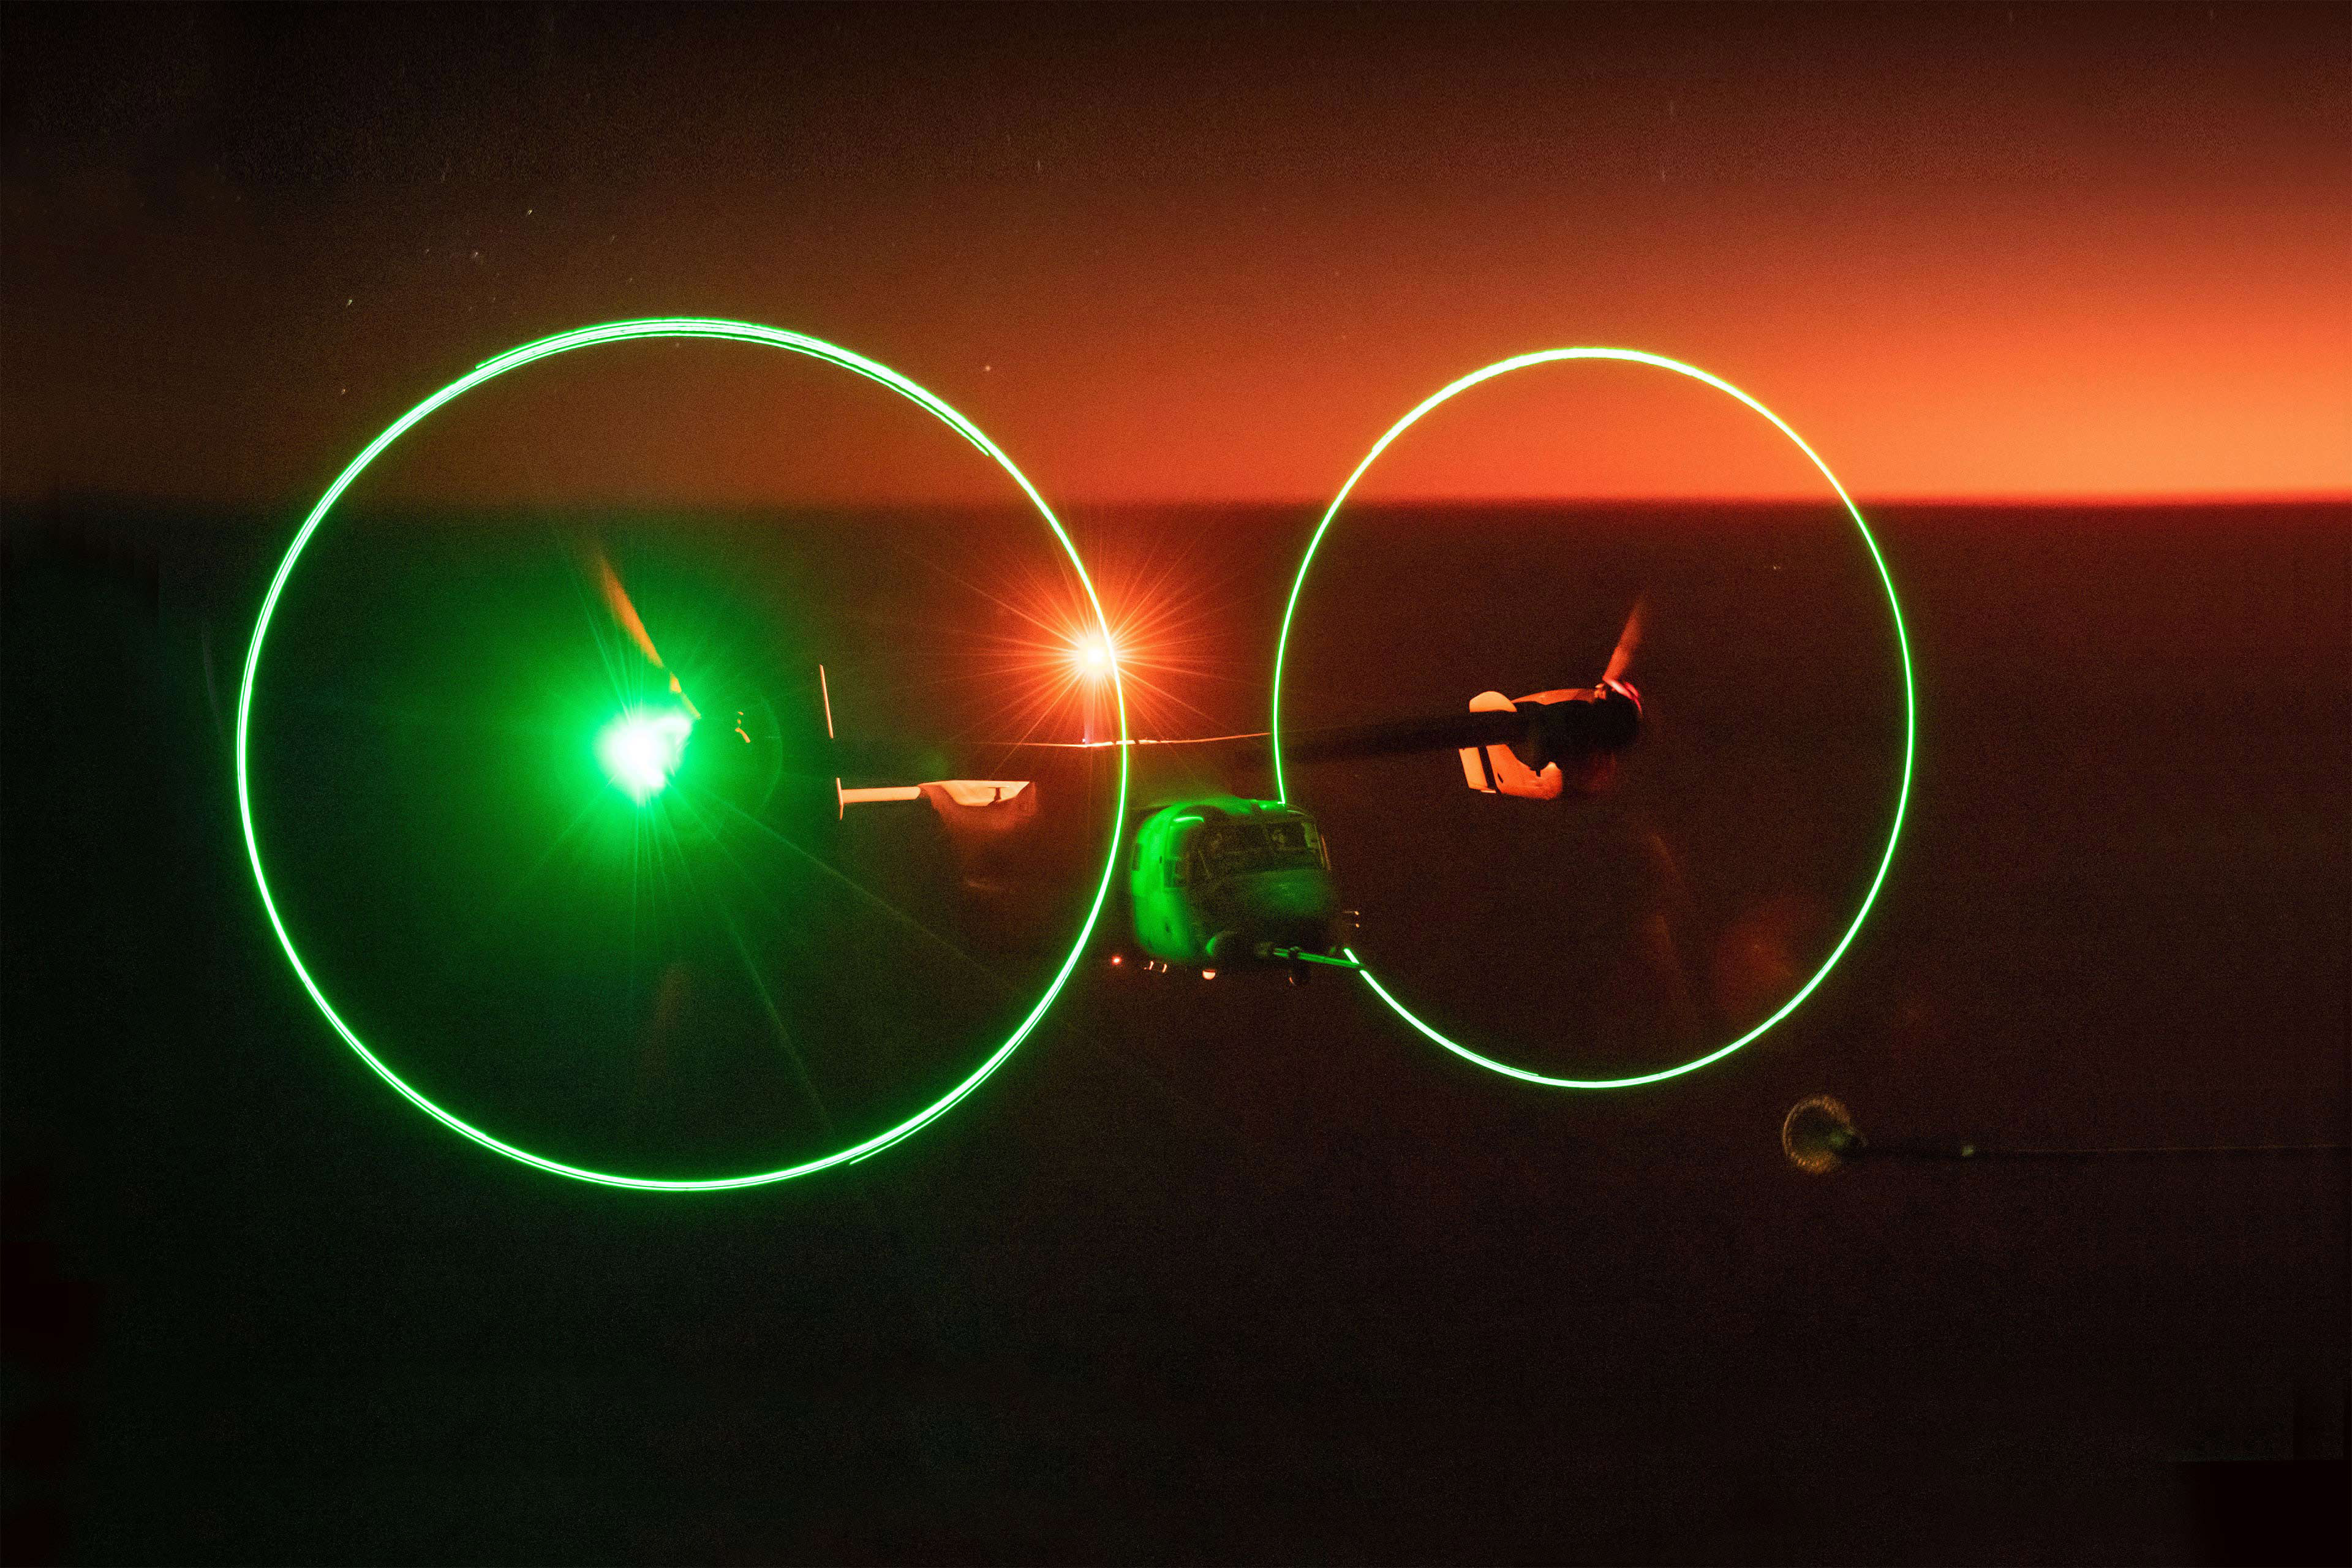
left=4, top=3, right=2346, bottom=508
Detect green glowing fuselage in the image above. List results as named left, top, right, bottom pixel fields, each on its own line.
left=1128, top=797, right=1344, bottom=968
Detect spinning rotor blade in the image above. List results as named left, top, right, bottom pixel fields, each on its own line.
left=1602, top=596, right=1646, bottom=688
left=589, top=545, right=699, bottom=716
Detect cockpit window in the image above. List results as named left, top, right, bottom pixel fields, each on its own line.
left=1191, top=818, right=1328, bottom=879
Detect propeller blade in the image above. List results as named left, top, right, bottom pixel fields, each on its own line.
left=589, top=543, right=699, bottom=717
left=1602, top=595, right=1647, bottom=688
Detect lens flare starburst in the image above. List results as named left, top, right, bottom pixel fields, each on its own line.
left=1071, top=630, right=1117, bottom=682
left=877, top=527, right=1243, bottom=761
left=596, top=707, right=693, bottom=802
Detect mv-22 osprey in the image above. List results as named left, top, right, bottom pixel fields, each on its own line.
left=797, top=607, right=1648, bottom=984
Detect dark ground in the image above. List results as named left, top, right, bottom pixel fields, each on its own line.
left=4, top=499, right=2346, bottom=1564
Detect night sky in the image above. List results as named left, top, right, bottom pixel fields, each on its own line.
left=4, top=2, right=2348, bottom=507
left=4, top=7, right=2349, bottom=1567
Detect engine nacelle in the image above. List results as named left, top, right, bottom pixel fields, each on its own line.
left=1458, top=691, right=1561, bottom=798
left=1458, top=680, right=1640, bottom=799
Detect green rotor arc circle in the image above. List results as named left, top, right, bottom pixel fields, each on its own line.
left=237, top=318, right=1131, bottom=1188
left=1270, top=347, right=1913, bottom=1090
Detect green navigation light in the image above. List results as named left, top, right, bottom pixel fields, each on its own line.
left=238, top=318, right=1129, bottom=1189
left=596, top=707, right=692, bottom=802
left=1270, top=347, right=1915, bottom=1091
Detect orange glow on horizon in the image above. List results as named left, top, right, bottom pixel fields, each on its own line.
left=6, top=4, right=2343, bottom=511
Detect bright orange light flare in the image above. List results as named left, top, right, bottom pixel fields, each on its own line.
left=1071, top=631, right=1118, bottom=681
